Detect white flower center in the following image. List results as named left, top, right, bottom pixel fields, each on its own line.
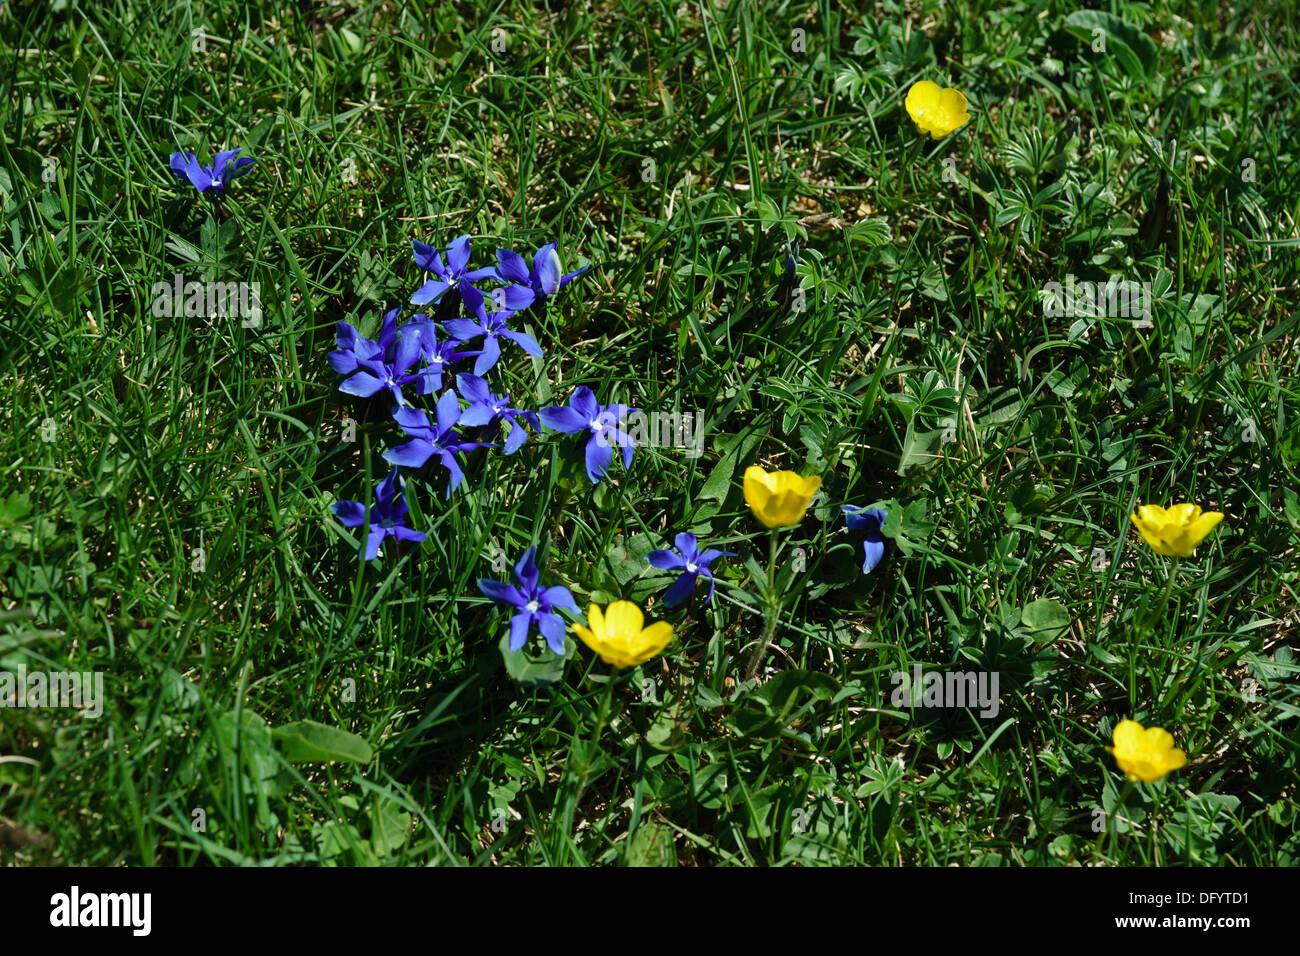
left=686, top=562, right=698, bottom=573
left=526, top=600, right=539, bottom=614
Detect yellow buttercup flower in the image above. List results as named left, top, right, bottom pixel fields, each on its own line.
left=1106, top=719, right=1187, bottom=783
left=904, top=80, right=970, bottom=139
left=743, top=465, right=821, bottom=529
left=1130, top=503, right=1224, bottom=558
left=572, top=601, right=673, bottom=669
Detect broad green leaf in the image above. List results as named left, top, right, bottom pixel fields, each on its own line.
left=272, top=720, right=374, bottom=763
left=1021, top=598, right=1071, bottom=643
left=499, top=632, right=573, bottom=687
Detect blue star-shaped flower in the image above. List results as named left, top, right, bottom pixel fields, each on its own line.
left=330, top=467, right=426, bottom=560
left=169, top=148, right=255, bottom=195
left=409, top=235, right=498, bottom=307
left=328, top=308, right=423, bottom=406
left=492, top=242, right=590, bottom=299
left=477, top=547, right=579, bottom=655
left=538, top=386, right=638, bottom=484
left=647, top=533, right=734, bottom=607
left=455, top=373, right=540, bottom=455
left=403, top=313, right=476, bottom=395
left=445, top=281, right=543, bottom=375
left=383, top=389, right=490, bottom=497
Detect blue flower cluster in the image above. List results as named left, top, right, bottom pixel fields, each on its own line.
left=321, top=232, right=738, bottom=652
left=160, top=149, right=761, bottom=665
left=326, top=233, right=633, bottom=558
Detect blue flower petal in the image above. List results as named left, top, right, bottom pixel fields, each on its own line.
left=479, top=578, right=526, bottom=608
left=537, top=612, right=568, bottom=655
left=584, top=434, right=613, bottom=483
left=330, top=500, right=366, bottom=527
left=540, top=585, right=579, bottom=615
left=502, top=420, right=528, bottom=455
left=862, top=538, right=885, bottom=574
left=662, top=572, right=697, bottom=608
left=508, top=612, right=532, bottom=652
left=339, top=371, right=385, bottom=397
left=539, top=404, right=587, bottom=433
left=514, top=547, right=540, bottom=591
left=383, top=438, right=435, bottom=469
left=500, top=328, right=542, bottom=359
left=648, top=549, right=687, bottom=571
left=410, top=278, right=451, bottom=306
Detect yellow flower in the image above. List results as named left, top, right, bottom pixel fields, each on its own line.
left=1130, top=503, right=1224, bottom=557
left=572, top=601, right=673, bottom=669
left=743, top=465, right=822, bottom=529
left=904, top=80, right=970, bottom=139
left=1106, top=719, right=1187, bottom=783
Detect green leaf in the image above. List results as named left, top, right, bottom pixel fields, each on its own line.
left=896, top=421, right=945, bottom=475
left=1063, top=11, right=1158, bottom=82
left=605, top=533, right=655, bottom=585
left=750, top=670, right=840, bottom=716
left=1020, top=598, right=1071, bottom=643
left=698, top=431, right=761, bottom=503
left=499, top=632, right=573, bottom=687
left=1282, top=488, right=1300, bottom=531
left=272, top=720, right=374, bottom=763
left=626, top=819, right=678, bottom=866
left=370, top=803, right=412, bottom=856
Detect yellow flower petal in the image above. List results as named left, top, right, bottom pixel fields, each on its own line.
left=640, top=620, right=673, bottom=649
left=743, top=465, right=820, bottom=528
left=1130, top=502, right=1224, bottom=557
left=1161, top=747, right=1188, bottom=773
left=1186, top=510, right=1224, bottom=544
left=571, top=600, right=674, bottom=670
left=1135, top=504, right=1167, bottom=524
left=603, top=600, right=644, bottom=640
left=905, top=80, right=970, bottom=138
left=1142, top=725, right=1175, bottom=751
left=1112, top=719, right=1143, bottom=750
left=1109, top=718, right=1187, bottom=783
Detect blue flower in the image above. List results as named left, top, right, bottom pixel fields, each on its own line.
left=169, top=148, right=255, bottom=195
left=538, top=386, right=638, bottom=484
left=492, top=242, right=590, bottom=298
left=478, top=547, right=580, bottom=655
left=445, top=281, right=543, bottom=375
left=842, top=505, right=887, bottom=573
left=486, top=280, right=536, bottom=314
left=326, top=319, right=383, bottom=376
left=455, top=373, right=540, bottom=455
left=330, top=467, right=426, bottom=560
left=403, top=313, right=475, bottom=395
left=328, top=308, right=423, bottom=406
left=647, top=533, right=734, bottom=607
left=410, top=235, right=498, bottom=306
left=383, top=389, right=489, bottom=497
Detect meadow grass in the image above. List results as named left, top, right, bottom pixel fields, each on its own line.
left=1, top=0, right=1297, bottom=866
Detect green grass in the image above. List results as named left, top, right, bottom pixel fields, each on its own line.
left=2, top=0, right=1297, bottom=866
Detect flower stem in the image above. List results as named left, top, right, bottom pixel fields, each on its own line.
left=574, top=671, right=618, bottom=807
left=743, top=530, right=781, bottom=680
left=1158, top=559, right=1177, bottom=618
left=1107, top=779, right=1136, bottom=859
